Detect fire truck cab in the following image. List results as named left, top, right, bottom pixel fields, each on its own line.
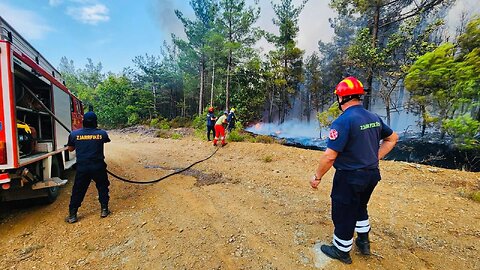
left=0, top=17, right=82, bottom=202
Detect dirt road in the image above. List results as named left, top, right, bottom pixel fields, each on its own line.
left=1, top=131, right=479, bottom=269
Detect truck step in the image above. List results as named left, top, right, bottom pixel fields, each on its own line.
left=31, top=177, right=68, bottom=190
left=64, top=158, right=76, bottom=170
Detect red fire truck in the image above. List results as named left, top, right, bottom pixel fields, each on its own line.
left=0, top=17, right=83, bottom=202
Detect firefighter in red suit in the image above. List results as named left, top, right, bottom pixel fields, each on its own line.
left=310, top=77, right=398, bottom=264
left=213, top=110, right=228, bottom=147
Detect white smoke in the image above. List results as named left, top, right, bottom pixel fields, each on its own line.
left=246, top=119, right=324, bottom=139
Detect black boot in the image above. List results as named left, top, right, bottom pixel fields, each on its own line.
left=320, top=244, right=352, bottom=264
left=66, top=208, right=78, bottom=223
left=100, top=204, right=110, bottom=218
left=355, top=232, right=371, bottom=255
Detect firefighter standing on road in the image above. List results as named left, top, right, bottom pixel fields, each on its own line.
left=227, top=108, right=236, bottom=133
left=213, top=110, right=228, bottom=147
left=310, top=77, right=398, bottom=264
left=66, top=111, right=111, bottom=224
left=206, top=107, right=216, bottom=141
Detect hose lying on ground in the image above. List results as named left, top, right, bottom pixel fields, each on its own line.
left=105, top=147, right=219, bottom=184
left=25, top=86, right=219, bottom=184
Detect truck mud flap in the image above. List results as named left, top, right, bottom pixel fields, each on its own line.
left=31, top=177, right=67, bottom=190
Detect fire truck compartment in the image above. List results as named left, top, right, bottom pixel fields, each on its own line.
left=14, top=62, right=55, bottom=158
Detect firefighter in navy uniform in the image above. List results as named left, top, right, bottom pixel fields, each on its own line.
left=310, top=77, right=398, bottom=264
left=66, top=111, right=111, bottom=224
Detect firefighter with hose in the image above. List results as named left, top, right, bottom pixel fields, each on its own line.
left=66, top=111, right=111, bottom=223
left=310, top=77, right=398, bottom=264
left=213, top=110, right=229, bottom=147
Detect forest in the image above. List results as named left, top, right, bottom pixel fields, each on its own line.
left=57, top=0, right=480, bottom=149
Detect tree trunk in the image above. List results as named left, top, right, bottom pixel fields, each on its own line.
left=211, top=61, right=215, bottom=107
left=364, top=4, right=380, bottom=110
left=476, top=104, right=480, bottom=121
left=152, top=83, right=157, bottom=117
left=198, top=58, right=205, bottom=115
left=421, top=105, right=426, bottom=137
left=225, top=53, right=232, bottom=110
left=268, top=91, right=274, bottom=123
left=170, top=88, right=175, bottom=118
left=386, top=102, right=391, bottom=126
left=182, top=92, right=186, bottom=117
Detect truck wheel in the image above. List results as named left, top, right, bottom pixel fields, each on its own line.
left=45, top=186, right=60, bottom=203
left=44, top=156, right=64, bottom=203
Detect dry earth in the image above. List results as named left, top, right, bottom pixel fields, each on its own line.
left=0, top=130, right=479, bottom=270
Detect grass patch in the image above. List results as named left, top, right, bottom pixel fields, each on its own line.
left=155, top=129, right=170, bottom=139
left=150, top=118, right=170, bottom=130
left=228, top=130, right=245, bottom=142
left=170, top=117, right=191, bottom=128
left=458, top=188, right=480, bottom=203
left=255, top=135, right=275, bottom=144
left=471, top=191, right=480, bottom=202
left=263, top=155, right=273, bottom=163
left=227, top=129, right=254, bottom=142
left=194, top=128, right=207, bottom=140
left=171, top=133, right=183, bottom=140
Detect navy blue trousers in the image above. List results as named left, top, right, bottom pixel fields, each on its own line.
left=207, top=125, right=215, bottom=141
left=330, top=169, right=380, bottom=249
left=69, top=166, right=110, bottom=210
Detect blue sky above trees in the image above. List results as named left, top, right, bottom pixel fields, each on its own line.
left=0, top=0, right=477, bottom=73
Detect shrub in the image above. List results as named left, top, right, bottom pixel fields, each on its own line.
left=263, top=155, right=273, bottom=163
left=193, top=113, right=207, bottom=130
left=471, top=191, right=480, bottom=202
left=227, top=127, right=254, bottom=142
left=458, top=189, right=480, bottom=203
left=194, top=128, right=206, bottom=140
left=170, top=117, right=192, bottom=128
left=443, top=114, right=480, bottom=149
left=158, top=119, right=170, bottom=130
left=255, top=135, right=275, bottom=144
left=149, top=117, right=170, bottom=130
left=150, top=118, right=159, bottom=127
left=127, top=113, right=140, bottom=126
left=155, top=129, right=170, bottom=138
left=228, top=130, right=245, bottom=142
left=171, top=133, right=183, bottom=140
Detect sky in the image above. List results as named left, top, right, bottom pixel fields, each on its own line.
left=0, top=0, right=478, bottom=74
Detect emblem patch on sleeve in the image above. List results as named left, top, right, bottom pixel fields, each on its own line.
left=329, top=129, right=338, bottom=140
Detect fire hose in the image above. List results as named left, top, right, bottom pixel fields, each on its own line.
left=24, top=87, right=220, bottom=184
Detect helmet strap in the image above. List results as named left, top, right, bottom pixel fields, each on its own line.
left=337, top=95, right=362, bottom=111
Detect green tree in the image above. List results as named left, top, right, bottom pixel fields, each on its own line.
left=231, top=56, right=267, bottom=124
left=376, top=17, right=442, bottom=125
left=95, top=75, right=152, bottom=127
left=330, top=0, right=453, bottom=109
left=304, top=52, right=322, bottom=121
left=405, top=43, right=457, bottom=136
left=456, top=16, right=480, bottom=121
left=131, top=54, right=162, bottom=117
left=443, top=114, right=480, bottom=149
left=317, top=15, right=359, bottom=110
left=217, top=0, right=261, bottom=110
left=175, top=0, right=219, bottom=115
left=58, top=57, right=103, bottom=109
left=317, top=102, right=341, bottom=138
left=267, top=0, right=307, bottom=123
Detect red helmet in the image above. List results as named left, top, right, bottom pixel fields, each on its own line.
left=208, top=107, right=214, bottom=113
left=334, top=77, right=365, bottom=97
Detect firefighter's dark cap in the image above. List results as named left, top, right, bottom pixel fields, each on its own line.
left=83, top=111, right=97, bottom=121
